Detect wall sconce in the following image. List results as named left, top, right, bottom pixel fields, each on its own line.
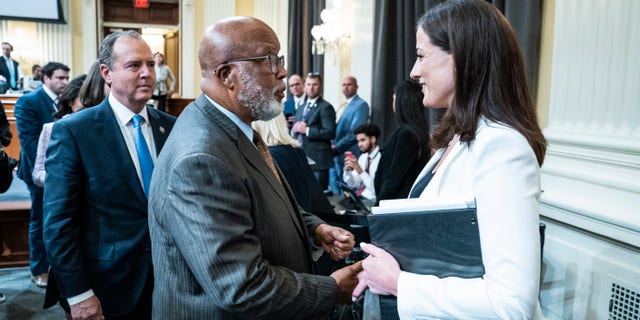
left=310, top=7, right=350, bottom=57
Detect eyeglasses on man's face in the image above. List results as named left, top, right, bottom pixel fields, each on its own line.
left=223, top=55, right=285, bottom=74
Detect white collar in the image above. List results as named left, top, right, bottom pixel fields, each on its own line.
left=108, top=94, right=150, bottom=128
left=42, top=85, right=59, bottom=102
left=368, top=146, right=380, bottom=159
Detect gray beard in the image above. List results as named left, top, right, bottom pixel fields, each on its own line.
left=237, top=70, right=283, bottom=121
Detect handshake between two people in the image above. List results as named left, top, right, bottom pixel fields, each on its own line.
left=314, top=224, right=402, bottom=304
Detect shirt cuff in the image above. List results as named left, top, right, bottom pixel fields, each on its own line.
left=67, top=289, right=95, bottom=306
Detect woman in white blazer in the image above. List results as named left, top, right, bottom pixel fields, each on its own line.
left=352, top=0, right=547, bottom=319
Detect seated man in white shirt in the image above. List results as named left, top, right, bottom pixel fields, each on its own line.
left=343, top=124, right=380, bottom=202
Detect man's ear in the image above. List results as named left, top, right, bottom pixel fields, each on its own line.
left=99, top=64, right=111, bottom=86
left=216, top=65, right=234, bottom=87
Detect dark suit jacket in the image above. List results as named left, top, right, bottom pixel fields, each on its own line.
left=0, top=56, right=21, bottom=90
left=269, top=144, right=335, bottom=215
left=294, top=97, right=336, bottom=170
left=374, top=127, right=430, bottom=204
left=0, top=146, right=12, bottom=193
left=14, top=87, right=57, bottom=185
left=43, top=100, right=175, bottom=316
left=0, top=101, right=11, bottom=147
left=148, top=94, right=337, bottom=319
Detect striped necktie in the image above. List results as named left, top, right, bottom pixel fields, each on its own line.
left=253, top=130, right=281, bottom=184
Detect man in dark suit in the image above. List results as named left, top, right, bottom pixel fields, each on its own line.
left=0, top=42, right=23, bottom=92
left=43, top=30, right=175, bottom=319
left=149, top=16, right=360, bottom=319
left=283, top=74, right=304, bottom=129
left=292, top=73, right=336, bottom=191
left=14, top=61, right=70, bottom=288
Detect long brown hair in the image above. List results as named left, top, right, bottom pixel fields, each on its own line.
left=419, top=0, right=546, bottom=165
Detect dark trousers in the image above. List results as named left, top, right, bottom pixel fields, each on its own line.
left=313, top=169, right=329, bottom=190
left=152, top=94, right=168, bottom=112
left=26, top=183, right=48, bottom=275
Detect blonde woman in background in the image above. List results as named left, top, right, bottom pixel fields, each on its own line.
left=252, top=114, right=334, bottom=215
left=152, top=52, right=175, bottom=112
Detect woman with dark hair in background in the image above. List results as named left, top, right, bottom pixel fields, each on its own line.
left=32, top=74, right=86, bottom=186
left=79, top=61, right=109, bottom=107
left=373, top=80, right=431, bottom=204
left=353, top=0, right=547, bottom=318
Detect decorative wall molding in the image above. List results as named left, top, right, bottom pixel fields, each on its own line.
left=180, top=0, right=197, bottom=98
left=540, top=0, right=639, bottom=246
left=82, top=0, right=98, bottom=69
left=203, top=1, right=235, bottom=28
left=253, top=0, right=288, bottom=58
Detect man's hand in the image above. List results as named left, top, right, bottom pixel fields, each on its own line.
left=292, top=121, right=308, bottom=134
left=330, top=261, right=363, bottom=304
left=313, top=224, right=355, bottom=261
left=70, top=295, right=104, bottom=320
left=352, top=242, right=401, bottom=299
left=344, top=157, right=362, bottom=173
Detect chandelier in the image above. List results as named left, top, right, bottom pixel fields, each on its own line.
left=310, top=7, right=350, bottom=56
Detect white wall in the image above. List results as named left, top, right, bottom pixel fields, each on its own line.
left=539, top=0, right=640, bottom=318
left=321, top=0, right=375, bottom=110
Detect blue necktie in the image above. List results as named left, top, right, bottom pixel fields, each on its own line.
left=132, top=114, right=154, bottom=197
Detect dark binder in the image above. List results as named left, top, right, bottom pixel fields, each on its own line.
left=365, top=204, right=484, bottom=319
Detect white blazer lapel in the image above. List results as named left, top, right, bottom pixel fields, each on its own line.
left=420, top=140, right=466, bottom=198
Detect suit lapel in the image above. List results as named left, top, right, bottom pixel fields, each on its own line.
left=147, top=107, right=170, bottom=154
left=303, top=98, right=322, bottom=124
left=237, top=129, right=306, bottom=237
left=36, top=88, right=56, bottom=116
left=196, top=95, right=306, bottom=237
left=94, top=101, right=147, bottom=206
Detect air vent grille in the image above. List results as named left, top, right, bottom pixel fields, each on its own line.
left=609, top=281, right=640, bottom=320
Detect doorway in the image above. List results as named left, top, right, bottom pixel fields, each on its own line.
left=100, top=0, right=181, bottom=97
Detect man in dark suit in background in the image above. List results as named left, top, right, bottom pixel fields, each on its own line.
left=292, top=73, right=336, bottom=191
left=149, top=16, right=360, bottom=319
left=283, top=74, right=304, bottom=129
left=43, top=30, right=175, bottom=319
left=0, top=42, right=23, bottom=92
left=15, top=61, right=70, bottom=288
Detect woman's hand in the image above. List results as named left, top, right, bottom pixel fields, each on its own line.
left=352, top=242, right=402, bottom=299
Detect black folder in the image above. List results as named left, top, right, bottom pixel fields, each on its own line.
left=366, top=204, right=484, bottom=319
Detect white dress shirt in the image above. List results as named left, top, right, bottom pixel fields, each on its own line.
left=343, top=146, right=380, bottom=201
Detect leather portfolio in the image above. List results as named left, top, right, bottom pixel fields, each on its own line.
left=364, top=200, right=484, bottom=320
